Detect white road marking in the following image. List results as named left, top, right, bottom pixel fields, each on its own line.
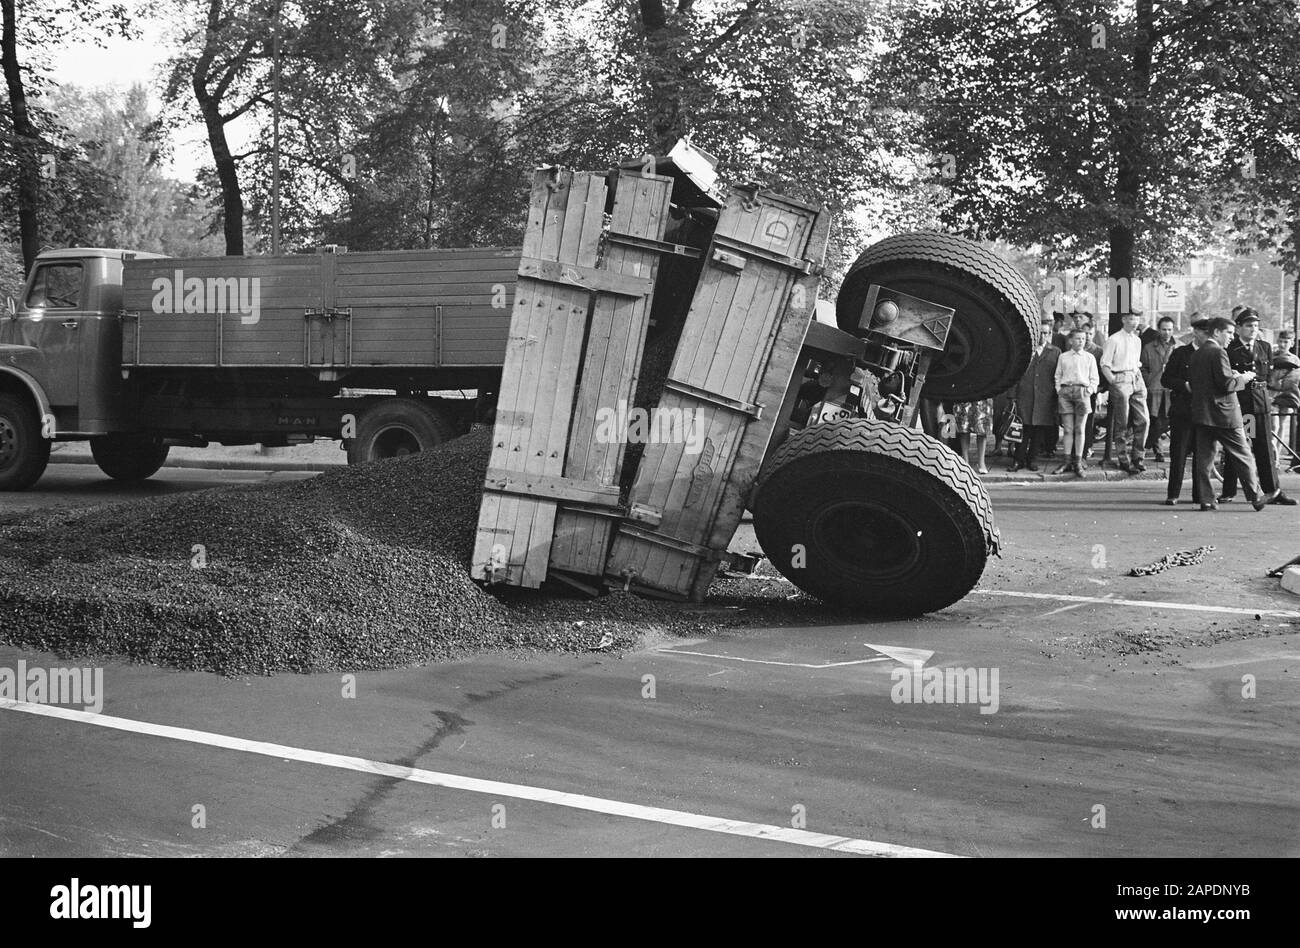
left=1038, top=602, right=1091, bottom=617
left=663, top=649, right=891, bottom=669
left=974, top=589, right=1300, bottom=619
left=863, top=644, right=936, bottom=665
left=0, top=700, right=958, bottom=858
left=1183, top=653, right=1300, bottom=669
left=1038, top=594, right=1114, bottom=617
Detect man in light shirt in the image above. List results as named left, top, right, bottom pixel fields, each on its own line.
left=1100, top=310, right=1151, bottom=474
left=1140, top=316, right=1177, bottom=463
left=1053, top=327, right=1099, bottom=476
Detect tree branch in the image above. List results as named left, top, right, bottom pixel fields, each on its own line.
left=212, top=33, right=260, bottom=101
left=220, top=92, right=268, bottom=123
left=690, top=0, right=765, bottom=66
left=1151, top=0, right=1238, bottom=40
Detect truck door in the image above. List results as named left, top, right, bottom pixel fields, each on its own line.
left=18, top=259, right=86, bottom=407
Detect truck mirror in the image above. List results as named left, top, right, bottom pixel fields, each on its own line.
left=4, top=296, right=14, bottom=317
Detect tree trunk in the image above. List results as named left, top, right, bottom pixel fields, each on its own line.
left=1107, top=0, right=1154, bottom=333
left=193, top=0, right=245, bottom=256
left=195, top=93, right=245, bottom=256
left=638, top=0, right=687, bottom=152
left=1, top=0, right=41, bottom=272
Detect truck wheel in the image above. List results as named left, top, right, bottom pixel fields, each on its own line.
left=90, top=434, right=170, bottom=481
left=346, top=398, right=455, bottom=464
left=752, top=417, right=1000, bottom=615
left=836, top=232, right=1038, bottom=403
left=0, top=392, right=51, bottom=491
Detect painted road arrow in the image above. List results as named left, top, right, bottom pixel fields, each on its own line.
left=661, top=643, right=935, bottom=670
left=863, top=644, right=935, bottom=666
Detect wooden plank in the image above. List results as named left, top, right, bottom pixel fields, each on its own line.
left=483, top=469, right=622, bottom=505
left=471, top=171, right=557, bottom=585
left=336, top=280, right=511, bottom=298
left=471, top=169, right=606, bottom=588
left=549, top=170, right=672, bottom=577
left=517, top=172, right=607, bottom=587
left=610, top=200, right=767, bottom=591
left=604, top=189, right=828, bottom=599
left=517, top=257, right=655, bottom=298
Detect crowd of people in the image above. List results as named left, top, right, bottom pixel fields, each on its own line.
left=940, top=307, right=1300, bottom=510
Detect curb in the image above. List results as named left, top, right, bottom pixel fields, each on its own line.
left=48, top=455, right=343, bottom=473
left=979, top=467, right=1171, bottom=484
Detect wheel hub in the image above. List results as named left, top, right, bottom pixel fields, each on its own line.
left=812, top=499, right=923, bottom=581
left=373, top=426, right=422, bottom=459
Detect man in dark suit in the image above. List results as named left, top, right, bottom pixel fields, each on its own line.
left=1218, top=308, right=1295, bottom=505
left=1009, top=321, right=1061, bottom=472
left=1161, top=317, right=1208, bottom=505
left=1190, top=317, right=1267, bottom=511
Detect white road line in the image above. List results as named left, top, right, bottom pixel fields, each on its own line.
left=662, top=649, right=892, bottom=669
left=975, top=588, right=1300, bottom=619
left=0, top=700, right=957, bottom=859
left=1038, top=594, right=1114, bottom=617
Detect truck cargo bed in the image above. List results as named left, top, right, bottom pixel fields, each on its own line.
left=120, top=248, right=519, bottom=370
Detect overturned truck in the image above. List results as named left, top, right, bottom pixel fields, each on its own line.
left=471, top=142, right=1037, bottom=614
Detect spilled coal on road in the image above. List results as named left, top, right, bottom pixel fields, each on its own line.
left=0, top=428, right=828, bottom=676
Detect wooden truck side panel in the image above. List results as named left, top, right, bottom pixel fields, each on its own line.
left=471, top=170, right=610, bottom=588
left=121, top=249, right=518, bottom=370
left=122, top=256, right=323, bottom=366
left=548, top=170, right=674, bottom=578
left=604, top=189, right=829, bottom=599
left=337, top=248, right=520, bottom=366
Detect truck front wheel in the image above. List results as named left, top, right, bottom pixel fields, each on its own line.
left=346, top=398, right=455, bottom=464
left=0, top=392, right=51, bottom=491
left=90, top=434, right=170, bottom=481
left=752, top=418, right=1000, bottom=615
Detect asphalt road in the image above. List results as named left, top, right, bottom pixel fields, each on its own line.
left=0, top=467, right=318, bottom=516
left=2, top=466, right=1298, bottom=857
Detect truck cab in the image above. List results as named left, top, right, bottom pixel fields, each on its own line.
left=0, top=248, right=165, bottom=489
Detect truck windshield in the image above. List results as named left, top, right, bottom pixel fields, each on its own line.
left=25, top=262, right=83, bottom=309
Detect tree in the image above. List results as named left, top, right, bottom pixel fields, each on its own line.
left=161, top=0, right=277, bottom=255
left=248, top=0, right=544, bottom=252
left=1, top=0, right=133, bottom=269
left=163, top=0, right=430, bottom=255
left=51, top=84, right=223, bottom=256
left=1211, top=2, right=1300, bottom=286
left=881, top=0, right=1300, bottom=330
left=513, top=0, right=911, bottom=282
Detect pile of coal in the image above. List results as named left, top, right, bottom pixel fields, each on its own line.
left=0, top=428, right=721, bottom=676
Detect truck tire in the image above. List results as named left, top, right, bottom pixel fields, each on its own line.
left=0, top=392, right=51, bottom=491
left=90, top=434, right=170, bottom=481
left=752, top=417, right=1000, bottom=615
left=346, top=398, right=455, bottom=464
left=836, top=232, right=1038, bottom=402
